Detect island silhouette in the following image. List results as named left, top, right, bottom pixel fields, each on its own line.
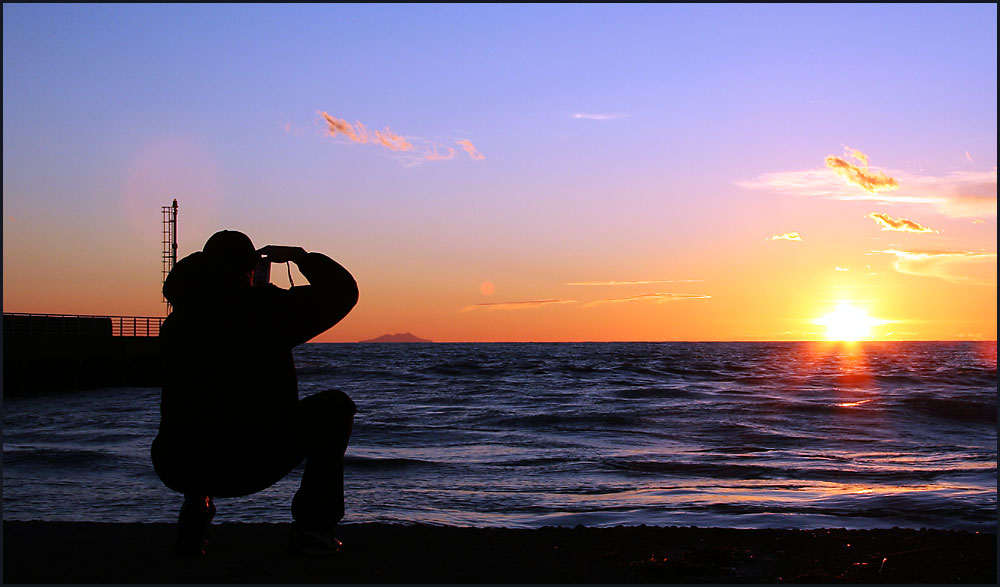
left=360, top=332, right=432, bottom=343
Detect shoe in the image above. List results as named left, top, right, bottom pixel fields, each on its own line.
left=172, top=496, right=216, bottom=556
left=286, top=523, right=343, bottom=556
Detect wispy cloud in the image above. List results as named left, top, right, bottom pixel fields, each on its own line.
left=835, top=266, right=850, bottom=271
left=736, top=150, right=997, bottom=218
left=373, top=128, right=413, bottom=151
left=824, top=147, right=899, bottom=193
left=583, top=293, right=711, bottom=308
left=282, top=121, right=307, bottom=137
left=456, top=139, right=485, bottom=160
left=461, top=299, right=575, bottom=312
left=317, top=111, right=485, bottom=162
left=867, top=212, right=937, bottom=233
left=769, top=232, right=802, bottom=241
left=320, top=112, right=375, bottom=146
left=912, top=169, right=999, bottom=217
left=873, top=249, right=997, bottom=284
left=571, top=112, right=626, bottom=121
left=567, top=280, right=703, bottom=286
left=425, top=144, right=457, bottom=161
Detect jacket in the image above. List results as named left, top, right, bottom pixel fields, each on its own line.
left=152, top=250, right=358, bottom=488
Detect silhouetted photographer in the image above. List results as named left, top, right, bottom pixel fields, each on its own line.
left=151, top=230, right=358, bottom=556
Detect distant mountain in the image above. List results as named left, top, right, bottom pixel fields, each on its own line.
left=360, top=332, right=433, bottom=343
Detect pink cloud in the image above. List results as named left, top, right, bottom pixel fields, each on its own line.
left=567, top=280, right=703, bottom=286
left=461, top=299, right=575, bottom=312
left=583, top=293, right=711, bottom=308
left=737, top=157, right=996, bottom=219
left=318, top=111, right=486, bottom=162
left=874, top=249, right=997, bottom=285
left=824, top=148, right=899, bottom=194
left=456, top=139, right=485, bottom=160
left=867, top=212, right=937, bottom=233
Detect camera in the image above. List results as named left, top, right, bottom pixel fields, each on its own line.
left=252, top=255, right=271, bottom=286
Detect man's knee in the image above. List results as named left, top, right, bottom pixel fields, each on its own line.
left=301, top=389, right=356, bottom=419
left=296, top=389, right=354, bottom=450
left=342, top=391, right=357, bottom=416
left=326, top=389, right=356, bottom=417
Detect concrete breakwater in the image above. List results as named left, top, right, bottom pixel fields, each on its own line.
left=3, top=314, right=163, bottom=395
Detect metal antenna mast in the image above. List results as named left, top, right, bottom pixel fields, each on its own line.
left=161, top=199, right=178, bottom=314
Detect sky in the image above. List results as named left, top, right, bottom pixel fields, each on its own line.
left=3, top=4, right=996, bottom=342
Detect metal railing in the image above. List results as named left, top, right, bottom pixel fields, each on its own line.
left=3, top=313, right=165, bottom=338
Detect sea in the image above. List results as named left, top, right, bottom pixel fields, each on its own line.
left=3, top=341, right=997, bottom=532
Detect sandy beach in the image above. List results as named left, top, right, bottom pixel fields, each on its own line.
left=3, top=521, right=995, bottom=583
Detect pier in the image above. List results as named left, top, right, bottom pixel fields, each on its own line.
left=3, top=313, right=164, bottom=395
left=4, top=201, right=174, bottom=395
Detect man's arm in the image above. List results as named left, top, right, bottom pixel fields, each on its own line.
left=261, top=246, right=359, bottom=346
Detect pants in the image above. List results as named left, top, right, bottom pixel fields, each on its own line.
left=153, top=389, right=356, bottom=530
left=289, top=389, right=356, bottom=528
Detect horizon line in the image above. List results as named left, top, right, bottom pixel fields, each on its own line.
left=329, top=339, right=997, bottom=344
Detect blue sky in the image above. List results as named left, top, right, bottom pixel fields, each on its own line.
left=4, top=4, right=996, bottom=341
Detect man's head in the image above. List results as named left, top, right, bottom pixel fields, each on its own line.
left=203, top=230, right=259, bottom=276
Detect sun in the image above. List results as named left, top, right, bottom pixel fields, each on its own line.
left=815, top=302, right=888, bottom=341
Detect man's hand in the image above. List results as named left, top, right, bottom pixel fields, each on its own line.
left=257, top=245, right=307, bottom=264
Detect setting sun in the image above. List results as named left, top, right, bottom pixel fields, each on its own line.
left=815, top=303, right=889, bottom=341
left=2, top=4, right=995, bottom=346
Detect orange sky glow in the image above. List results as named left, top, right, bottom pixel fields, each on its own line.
left=3, top=5, right=996, bottom=343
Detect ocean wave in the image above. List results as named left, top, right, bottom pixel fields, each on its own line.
left=490, top=456, right=579, bottom=468
left=5, top=341, right=996, bottom=530
left=3, top=446, right=118, bottom=468
left=896, top=395, right=997, bottom=423
left=605, top=458, right=783, bottom=480
left=344, top=455, right=441, bottom=470
left=611, top=386, right=699, bottom=399
left=603, top=457, right=995, bottom=484
left=486, top=411, right=649, bottom=430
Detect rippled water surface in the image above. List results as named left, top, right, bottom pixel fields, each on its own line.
left=4, top=341, right=996, bottom=530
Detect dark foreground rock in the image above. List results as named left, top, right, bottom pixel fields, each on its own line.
left=3, top=521, right=995, bottom=583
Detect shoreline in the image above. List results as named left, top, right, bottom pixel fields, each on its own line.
left=3, top=521, right=995, bottom=583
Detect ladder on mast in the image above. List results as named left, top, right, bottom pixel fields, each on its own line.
left=161, top=199, right=178, bottom=314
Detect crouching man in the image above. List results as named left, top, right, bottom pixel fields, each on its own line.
left=151, top=230, right=358, bottom=556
